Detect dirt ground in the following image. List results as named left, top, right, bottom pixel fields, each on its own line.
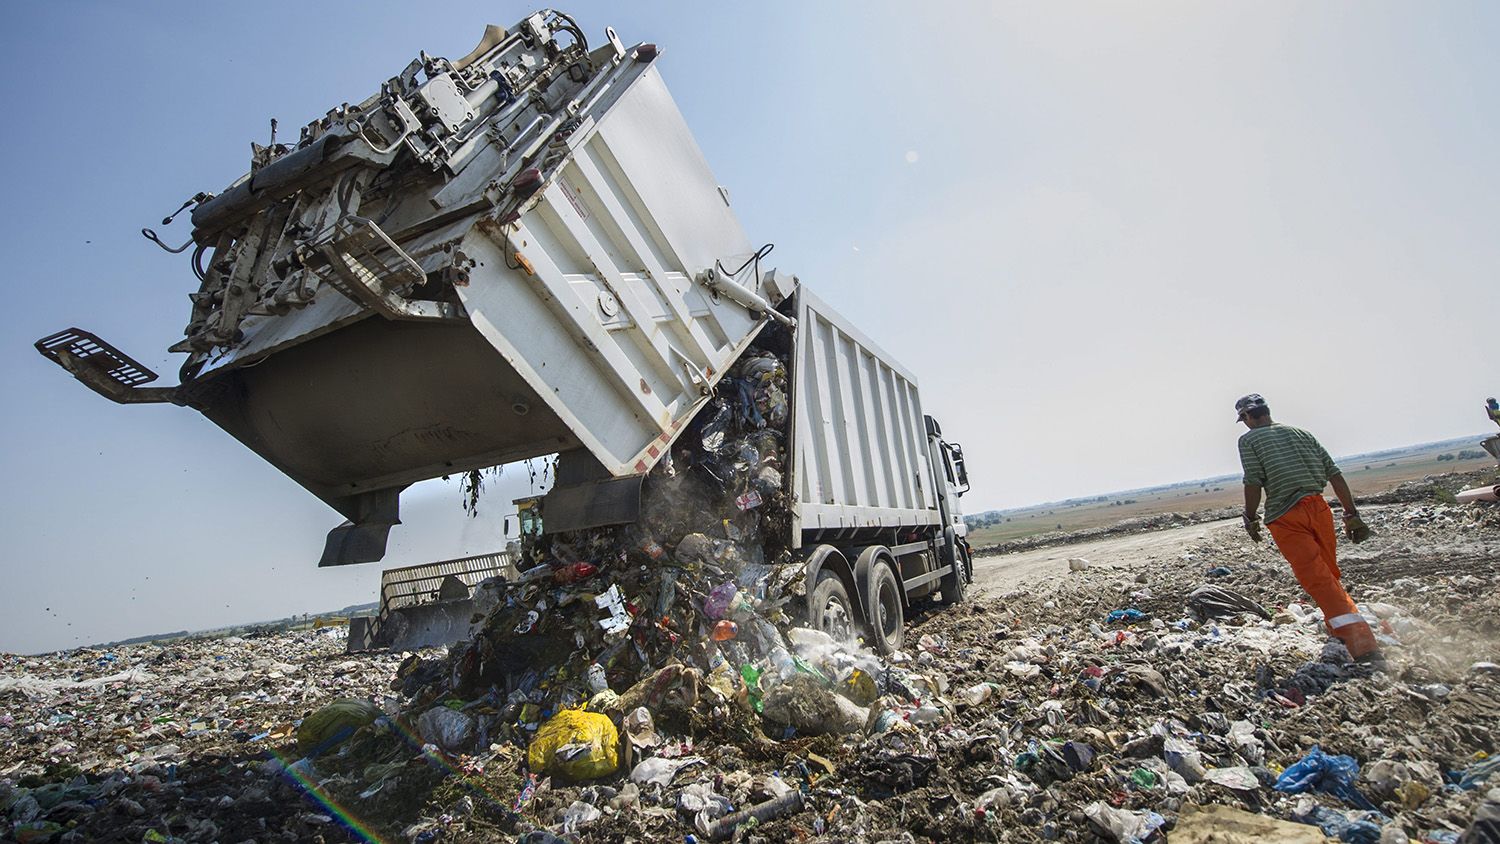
left=973, top=518, right=1240, bottom=594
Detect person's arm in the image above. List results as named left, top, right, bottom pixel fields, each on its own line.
left=1238, top=437, right=1266, bottom=540
left=1329, top=473, right=1357, bottom=517
left=1328, top=472, right=1371, bottom=542
left=1243, top=483, right=1262, bottom=518
left=1241, top=483, right=1264, bottom=541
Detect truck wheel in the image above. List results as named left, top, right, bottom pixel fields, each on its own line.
left=866, top=561, right=905, bottom=654
left=940, top=533, right=967, bottom=605
left=809, top=571, right=857, bottom=645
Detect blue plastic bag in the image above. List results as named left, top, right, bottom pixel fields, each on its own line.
left=1455, top=755, right=1500, bottom=790
left=1106, top=608, right=1147, bottom=623
left=1294, top=806, right=1384, bottom=843
left=1273, top=745, right=1379, bottom=811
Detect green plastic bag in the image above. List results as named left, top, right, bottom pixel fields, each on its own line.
left=740, top=664, right=763, bottom=713
left=297, top=698, right=380, bottom=756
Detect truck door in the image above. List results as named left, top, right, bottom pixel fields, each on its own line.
left=937, top=440, right=970, bottom=538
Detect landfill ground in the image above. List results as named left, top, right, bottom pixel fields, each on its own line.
left=3, top=472, right=1499, bottom=843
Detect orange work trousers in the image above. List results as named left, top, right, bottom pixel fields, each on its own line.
left=1267, top=494, right=1378, bottom=658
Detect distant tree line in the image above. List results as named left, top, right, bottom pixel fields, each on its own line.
left=965, top=512, right=1010, bottom=530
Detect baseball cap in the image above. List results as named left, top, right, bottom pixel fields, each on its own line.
left=1234, top=393, right=1267, bottom=421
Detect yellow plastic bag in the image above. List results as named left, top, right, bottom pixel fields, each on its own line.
left=527, top=709, right=620, bottom=780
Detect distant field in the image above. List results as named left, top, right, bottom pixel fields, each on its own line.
left=967, top=438, right=1497, bottom=547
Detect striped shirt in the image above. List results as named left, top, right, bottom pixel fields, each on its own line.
left=1238, top=423, right=1340, bottom=524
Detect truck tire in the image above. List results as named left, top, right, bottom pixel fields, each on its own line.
left=809, top=571, right=858, bottom=645
left=940, top=530, right=967, bottom=605
left=866, top=560, right=905, bottom=654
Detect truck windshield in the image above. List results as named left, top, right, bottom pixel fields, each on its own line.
left=519, top=507, right=542, bottom=539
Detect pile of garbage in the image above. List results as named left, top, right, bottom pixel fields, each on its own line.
left=0, top=627, right=406, bottom=842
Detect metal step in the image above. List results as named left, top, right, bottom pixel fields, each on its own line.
left=34, top=329, right=178, bottom=404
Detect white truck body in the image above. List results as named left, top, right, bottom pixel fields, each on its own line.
left=792, top=290, right=939, bottom=537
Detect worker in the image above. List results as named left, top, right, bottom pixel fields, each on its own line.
left=1483, top=398, right=1500, bottom=462
left=1234, top=393, right=1380, bottom=662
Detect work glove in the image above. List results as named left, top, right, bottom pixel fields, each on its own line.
left=1343, top=513, right=1372, bottom=543
left=1242, top=513, right=1263, bottom=543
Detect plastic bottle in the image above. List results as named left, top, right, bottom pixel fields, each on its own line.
left=767, top=646, right=796, bottom=679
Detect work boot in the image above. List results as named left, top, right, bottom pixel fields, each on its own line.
left=1328, top=616, right=1380, bottom=661
left=1354, top=649, right=1390, bottom=674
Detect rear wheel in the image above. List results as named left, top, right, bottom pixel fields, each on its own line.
left=866, top=560, right=905, bottom=654
left=809, top=571, right=857, bottom=645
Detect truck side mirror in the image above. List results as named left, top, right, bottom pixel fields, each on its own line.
left=950, top=444, right=970, bottom=494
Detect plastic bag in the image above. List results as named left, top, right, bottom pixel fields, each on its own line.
left=1083, top=801, right=1167, bottom=843
left=1203, top=765, right=1260, bottom=791
left=1457, top=755, right=1500, bottom=790
left=704, top=582, right=738, bottom=619
left=630, top=755, right=706, bottom=786
left=1187, top=585, right=1272, bottom=621
left=697, top=400, right=734, bottom=453
left=1275, top=745, right=1378, bottom=810
left=677, top=782, right=734, bottom=834
left=297, top=698, right=380, bottom=756
left=740, top=664, right=764, bottom=712
left=622, top=706, right=660, bottom=748
left=1292, top=805, right=1385, bottom=843
left=418, top=705, right=477, bottom=754
left=527, top=710, right=620, bottom=780
left=559, top=800, right=601, bottom=835
left=1163, top=736, right=1207, bottom=783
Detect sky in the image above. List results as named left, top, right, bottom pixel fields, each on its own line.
left=1, top=2, right=1496, bottom=654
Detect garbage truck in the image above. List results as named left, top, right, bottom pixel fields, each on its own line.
left=34, top=9, right=972, bottom=650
